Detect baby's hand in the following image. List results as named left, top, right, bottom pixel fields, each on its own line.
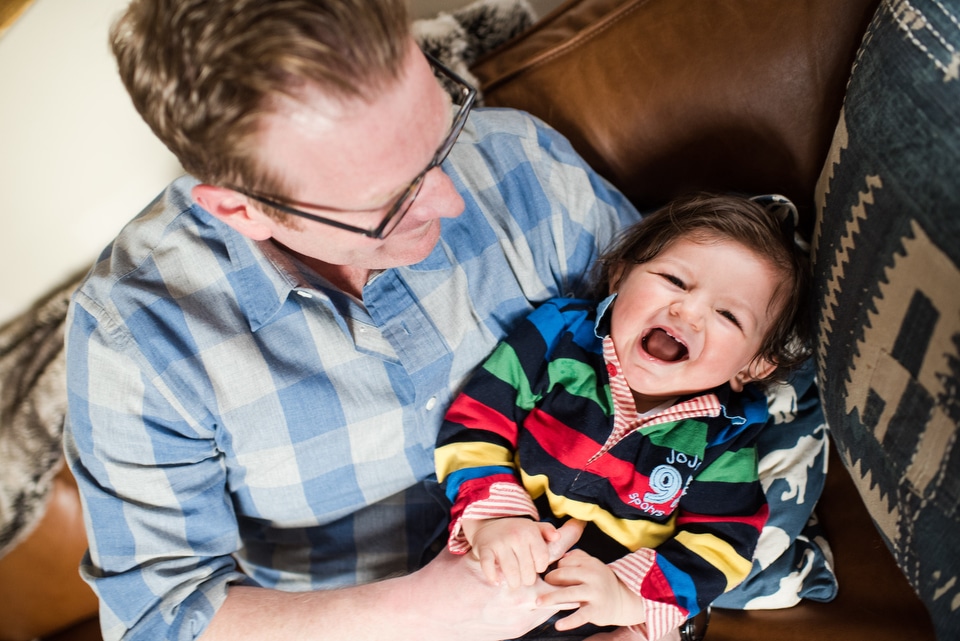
left=539, top=549, right=646, bottom=630
left=461, top=517, right=560, bottom=588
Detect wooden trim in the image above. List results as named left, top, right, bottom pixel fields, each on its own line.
left=0, top=0, right=36, bottom=39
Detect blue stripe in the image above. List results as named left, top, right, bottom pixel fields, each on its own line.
left=445, top=465, right=516, bottom=502
left=656, top=554, right=699, bottom=615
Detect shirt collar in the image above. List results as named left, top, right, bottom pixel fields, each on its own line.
left=221, top=233, right=291, bottom=330
left=601, top=333, right=724, bottom=437
left=217, top=225, right=458, bottom=333
left=594, top=292, right=617, bottom=338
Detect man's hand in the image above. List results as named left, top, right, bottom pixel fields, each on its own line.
left=539, top=549, right=646, bottom=631
left=202, top=520, right=587, bottom=641
left=462, top=517, right=560, bottom=588
left=406, top=519, right=587, bottom=641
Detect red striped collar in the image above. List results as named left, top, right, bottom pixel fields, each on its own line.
left=601, top=336, right=721, bottom=448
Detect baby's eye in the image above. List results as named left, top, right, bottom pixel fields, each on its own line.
left=659, top=273, right=685, bottom=289
left=719, top=309, right=742, bottom=329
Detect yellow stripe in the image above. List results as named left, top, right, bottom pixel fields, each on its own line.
left=435, top=441, right=516, bottom=480
left=674, top=531, right=753, bottom=588
left=521, top=471, right=676, bottom=550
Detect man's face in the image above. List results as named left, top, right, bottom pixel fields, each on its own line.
left=250, top=41, right=465, bottom=278
left=609, top=237, right=781, bottom=412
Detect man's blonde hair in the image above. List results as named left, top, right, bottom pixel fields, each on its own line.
left=111, top=0, right=410, bottom=193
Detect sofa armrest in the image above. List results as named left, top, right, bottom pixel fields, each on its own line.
left=0, top=466, right=98, bottom=641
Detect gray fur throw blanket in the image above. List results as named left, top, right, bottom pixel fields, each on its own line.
left=414, top=0, right=535, bottom=99
left=0, top=0, right=535, bottom=558
left=0, top=271, right=85, bottom=555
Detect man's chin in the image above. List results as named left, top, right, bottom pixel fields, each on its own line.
left=383, top=219, right=442, bottom=266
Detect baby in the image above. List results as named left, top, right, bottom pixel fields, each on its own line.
left=435, top=193, right=812, bottom=640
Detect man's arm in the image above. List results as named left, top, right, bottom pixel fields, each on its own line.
left=201, top=522, right=586, bottom=641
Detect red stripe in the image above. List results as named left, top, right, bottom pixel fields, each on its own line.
left=455, top=474, right=516, bottom=505
left=524, top=408, right=608, bottom=466
left=640, top=563, right=684, bottom=613
left=676, top=503, right=769, bottom=533
left=524, top=408, right=654, bottom=501
left=451, top=474, right=517, bottom=522
left=445, top=394, right=519, bottom=446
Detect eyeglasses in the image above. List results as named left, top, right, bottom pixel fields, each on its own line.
left=228, top=52, right=477, bottom=239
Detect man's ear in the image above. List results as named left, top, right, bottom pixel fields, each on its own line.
left=192, top=184, right=274, bottom=241
left=730, top=356, right=778, bottom=392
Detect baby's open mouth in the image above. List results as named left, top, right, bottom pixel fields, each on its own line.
left=642, top=328, right=689, bottom=362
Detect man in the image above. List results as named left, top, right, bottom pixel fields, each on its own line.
left=62, top=0, right=639, bottom=639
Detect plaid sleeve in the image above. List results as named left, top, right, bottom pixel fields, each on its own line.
left=64, top=296, right=247, bottom=641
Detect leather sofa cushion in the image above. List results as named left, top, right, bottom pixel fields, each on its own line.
left=472, top=0, right=880, bottom=234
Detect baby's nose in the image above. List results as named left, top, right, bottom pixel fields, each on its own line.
left=670, top=298, right=704, bottom=329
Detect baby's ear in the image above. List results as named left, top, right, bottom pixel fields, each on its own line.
left=607, top=263, right=627, bottom=294
left=730, top=356, right=777, bottom=392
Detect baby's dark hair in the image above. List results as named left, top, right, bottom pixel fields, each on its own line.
left=592, top=193, right=813, bottom=385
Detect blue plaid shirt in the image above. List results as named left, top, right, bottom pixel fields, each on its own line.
left=63, top=108, right=640, bottom=640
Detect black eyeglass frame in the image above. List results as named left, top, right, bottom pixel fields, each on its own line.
left=226, top=52, right=477, bottom=239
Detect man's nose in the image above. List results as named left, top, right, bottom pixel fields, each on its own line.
left=407, top=166, right=465, bottom=221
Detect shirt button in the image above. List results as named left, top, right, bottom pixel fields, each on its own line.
left=296, top=290, right=313, bottom=299
left=607, top=363, right=618, bottom=377
left=425, top=397, right=438, bottom=411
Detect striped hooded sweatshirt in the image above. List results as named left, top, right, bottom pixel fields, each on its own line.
left=436, top=296, right=769, bottom=638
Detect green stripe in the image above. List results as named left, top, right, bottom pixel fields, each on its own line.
left=483, top=342, right=539, bottom=410
left=547, top=357, right=611, bottom=411
left=484, top=346, right=613, bottom=413
left=697, top=448, right=760, bottom=483
left=642, top=420, right=709, bottom=457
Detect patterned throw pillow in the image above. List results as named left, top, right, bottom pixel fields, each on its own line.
left=812, top=0, right=960, bottom=638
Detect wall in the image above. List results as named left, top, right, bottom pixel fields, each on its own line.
left=0, top=0, right=181, bottom=324
left=0, top=0, right=558, bottom=325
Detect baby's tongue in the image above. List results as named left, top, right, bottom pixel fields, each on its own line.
left=645, top=328, right=686, bottom=362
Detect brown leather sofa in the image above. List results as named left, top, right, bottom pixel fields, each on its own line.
left=0, top=0, right=945, bottom=639
left=472, top=0, right=947, bottom=639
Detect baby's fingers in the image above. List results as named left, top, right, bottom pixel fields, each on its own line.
left=475, top=547, right=502, bottom=585
left=530, top=527, right=557, bottom=575
left=535, top=583, right=583, bottom=610
left=553, top=604, right=592, bottom=631
left=485, top=544, right=536, bottom=588
left=542, top=556, right=590, bottom=588
left=499, top=551, right=528, bottom=589
left=517, top=546, right=547, bottom=587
